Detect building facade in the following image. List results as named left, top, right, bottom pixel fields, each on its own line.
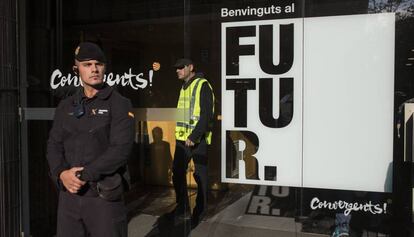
left=1, top=0, right=414, bottom=236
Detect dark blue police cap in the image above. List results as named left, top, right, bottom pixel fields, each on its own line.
left=173, top=58, right=193, bottom=68
left=74, top=42, right=107, bottom=63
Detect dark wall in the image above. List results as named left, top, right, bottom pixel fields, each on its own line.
left=0, top=0, right=21, bottom=236
left=26, top=0, right=61, bottom=236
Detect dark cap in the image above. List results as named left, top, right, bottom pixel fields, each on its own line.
left=74, top=42, right=107, bottom=63
left=173, top=58, right=193, bottom=68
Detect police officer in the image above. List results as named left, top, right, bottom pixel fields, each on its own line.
left=47, top=42, right=134, bottom=237
left=170, top=58, right=214, bottom=229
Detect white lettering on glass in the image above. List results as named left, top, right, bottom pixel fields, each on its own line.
left=50, top=68, right=153, bottom=90
left=310, top=197, right=387, bottom=216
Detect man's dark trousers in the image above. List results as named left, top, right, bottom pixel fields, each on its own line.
left=56, top=191, right=127, bottom=237
left=172, top=141, right=208, bottom=217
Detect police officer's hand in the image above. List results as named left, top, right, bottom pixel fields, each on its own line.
left=59, top=167, right=86, bottom=193
left=185, top=138, right=195, bottom=147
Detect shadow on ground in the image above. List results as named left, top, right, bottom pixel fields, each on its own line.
left=144, top=214, right=192, bottom=237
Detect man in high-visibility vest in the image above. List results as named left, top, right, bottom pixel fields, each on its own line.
left=170, top=58, right=214, bottom=229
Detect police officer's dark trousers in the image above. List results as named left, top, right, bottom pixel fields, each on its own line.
left=172, top=141, right=208, bottom=217
left=57, top=191, right=127, bottom=237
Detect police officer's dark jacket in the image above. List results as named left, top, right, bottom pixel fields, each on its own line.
left=47, top=85, right=134, bottom=194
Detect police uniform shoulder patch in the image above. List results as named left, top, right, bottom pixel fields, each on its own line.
left=98, top=109, right=108, bottom=114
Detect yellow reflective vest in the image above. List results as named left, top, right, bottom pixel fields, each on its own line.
left=175, top=77, right=214, bottom=144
